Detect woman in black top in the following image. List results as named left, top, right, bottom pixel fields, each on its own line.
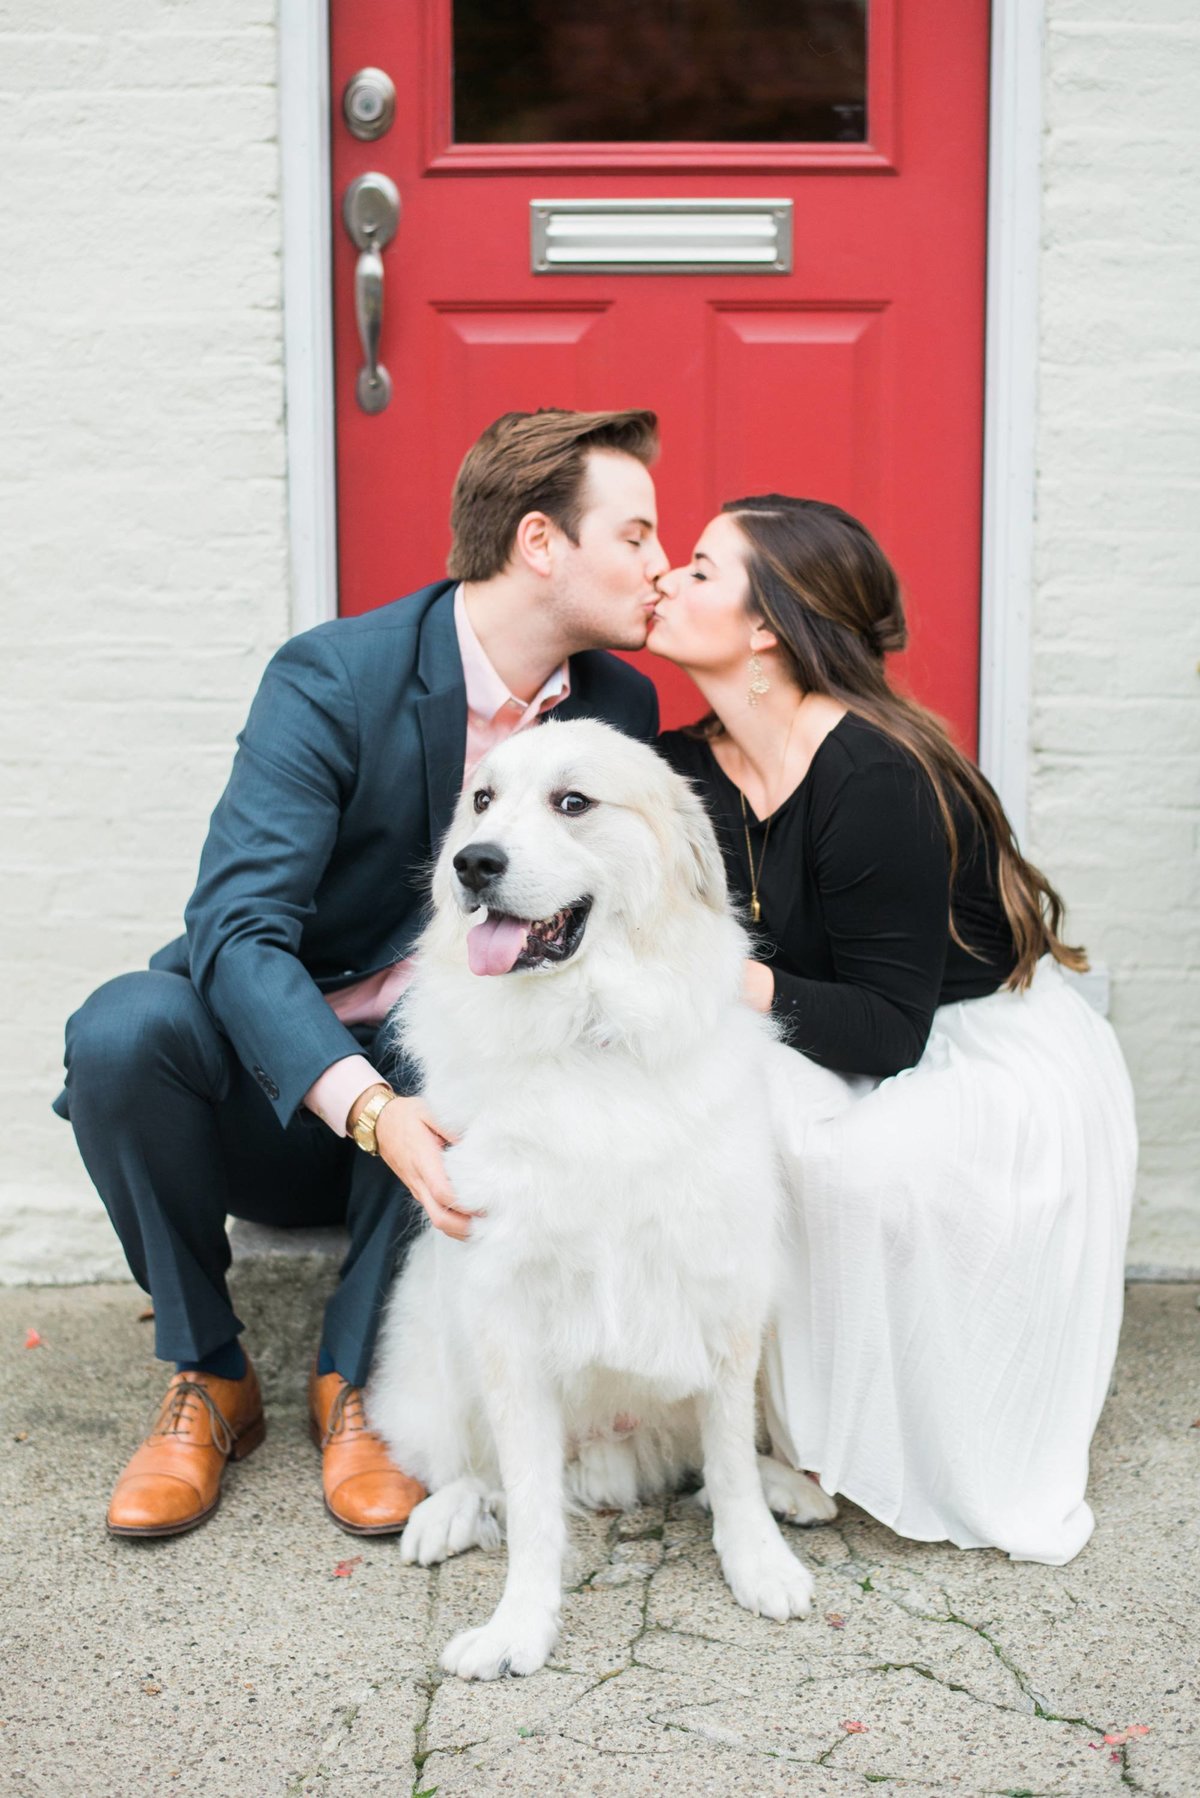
left=650, top=495, right=1136, bottom=1565
left=661, top=713, right=1018, bottom=1077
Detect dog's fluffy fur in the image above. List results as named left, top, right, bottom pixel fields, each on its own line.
left=368, top=719, right=833, bottom=1680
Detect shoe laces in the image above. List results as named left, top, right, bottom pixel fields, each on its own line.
left=323, top=1380, right=377, bottom=1447
left=151, top=1378, right=234, bottom=1456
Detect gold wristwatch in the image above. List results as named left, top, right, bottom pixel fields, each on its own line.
left=348, top=1083, right=396, bottom=1156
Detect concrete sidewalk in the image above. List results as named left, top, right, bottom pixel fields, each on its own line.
left=1, top=1266, right=1196, bottom=1798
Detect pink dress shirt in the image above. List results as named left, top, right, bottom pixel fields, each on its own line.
left=302, top=586, right=570, bottom=1134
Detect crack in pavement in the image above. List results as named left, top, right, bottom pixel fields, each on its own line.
left=407, top=1499, right=1149, bottom=1793
left=815, top=1724, right=853, bottom=1767
left=837, top=1572, right=1148, bottom=1785
left=822, top=1559, right=1119, bottom=1738
left=418, top=1510, right=669, bottom=1780
left=410, top=1562, right=443, bottom=1798
left=425, top=1499, right=689, bottom=1769
left=547, top=1497, right=670, bottom=1687
left=553, top=1727, right=711, bottom=1760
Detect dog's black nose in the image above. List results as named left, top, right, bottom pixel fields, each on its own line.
left=453, top=841, right=508, bottom=895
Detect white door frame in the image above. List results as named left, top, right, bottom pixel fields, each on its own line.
left=978, top=0, right=1042, bottom=842
left=279, top=0, right=338, bottom=643
left=277, top=0, right=1042, bottom=840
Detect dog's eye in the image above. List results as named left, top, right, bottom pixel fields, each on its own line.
left=553, top=791, right=594, bottom=817
left=473, top=789, right=493, bottom=814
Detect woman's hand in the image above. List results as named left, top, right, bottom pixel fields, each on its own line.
left=742, top=959, right=776, bottom=1013
left=375, top=1095, right=479, bottom=1241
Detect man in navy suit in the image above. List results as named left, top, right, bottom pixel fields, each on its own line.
left=56, top=408, right=666, bottom=1539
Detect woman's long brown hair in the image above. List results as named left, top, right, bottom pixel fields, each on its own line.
left=700, top=495, right=1085, bottom=989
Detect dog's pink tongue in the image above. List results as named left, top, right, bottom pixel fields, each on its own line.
left=467, top=914, right=530, bottom=977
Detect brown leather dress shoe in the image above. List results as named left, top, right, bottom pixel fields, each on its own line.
left=308, top=1367, right=425, bottom=1535
left=107, top=1361, right=265, bottom=1538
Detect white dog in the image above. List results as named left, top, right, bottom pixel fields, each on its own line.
left=368, top=719, right=834, bottom=1681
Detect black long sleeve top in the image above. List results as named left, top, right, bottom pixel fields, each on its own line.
left=658, top=716, right=1018, bottom=1078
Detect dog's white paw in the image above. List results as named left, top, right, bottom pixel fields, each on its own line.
left=439, top=1604, right=559, bottom=1681
left=399, top=1478, right=502, bottom=1567
left=720, top=1539, right=815, bottom=1621
left=693, top=1460, right=836, bottom=1527
left=758, top=1456, right=838, bottom=1525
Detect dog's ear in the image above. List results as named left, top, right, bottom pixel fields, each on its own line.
left=674, top=779, right=728, bottom=912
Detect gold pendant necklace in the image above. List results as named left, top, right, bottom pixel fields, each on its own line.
left=740, top=791, right=771, bottom=924
left=734, top=697, right=805, bottom=927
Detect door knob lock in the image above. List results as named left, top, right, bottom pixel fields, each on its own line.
left=343, top=68, right=396, bottom=142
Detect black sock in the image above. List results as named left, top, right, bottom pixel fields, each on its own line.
left=176, top=1339, right=247, bottom=1382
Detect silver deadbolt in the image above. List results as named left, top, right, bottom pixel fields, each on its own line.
left=343, top=173, right=401, bottom=415
left=343, top=68, right=395, bottom=142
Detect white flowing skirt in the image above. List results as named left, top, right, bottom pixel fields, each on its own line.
left=761, top=957, right=1137, bottom=1566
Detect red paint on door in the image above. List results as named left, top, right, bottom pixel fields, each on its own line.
left=330, top=2, right=990, bottom=746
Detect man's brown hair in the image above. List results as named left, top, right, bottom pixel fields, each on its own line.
left=447, top=407, right=659, bottom=581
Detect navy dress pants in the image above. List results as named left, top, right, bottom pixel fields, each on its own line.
left=54, top=970, right=425, bottom=1388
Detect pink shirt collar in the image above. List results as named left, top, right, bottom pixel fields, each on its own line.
left=453, top=584, right=570, bottom=723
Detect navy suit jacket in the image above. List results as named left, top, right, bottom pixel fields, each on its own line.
left=149, top=581, right=659, bottom=1127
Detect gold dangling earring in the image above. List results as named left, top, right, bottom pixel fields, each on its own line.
left=748, top=651, right=770, bottom=707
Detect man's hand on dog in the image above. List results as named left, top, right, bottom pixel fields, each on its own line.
left=376, top=1097, right=478, bottom=1240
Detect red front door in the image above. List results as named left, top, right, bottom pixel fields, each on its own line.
left=330, top=1, right=990, bottom=745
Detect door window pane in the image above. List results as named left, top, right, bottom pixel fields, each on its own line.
left=453, top=0, right=867, bottom=145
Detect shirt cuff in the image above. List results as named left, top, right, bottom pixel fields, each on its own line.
left=303, top=1055, right=386, bottom=1137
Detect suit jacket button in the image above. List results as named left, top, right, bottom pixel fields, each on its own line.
left=253, top=1065, right=280, bottom=1100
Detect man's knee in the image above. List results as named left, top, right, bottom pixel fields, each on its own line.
left=65, top=971, right=229, bottom=1108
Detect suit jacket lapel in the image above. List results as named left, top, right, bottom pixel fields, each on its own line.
left=554, top=651, right=593, bottom=723
left=415, top=585, right=467, bottom=856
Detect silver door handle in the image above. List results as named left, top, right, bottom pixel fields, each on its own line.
left=343, top=173, right=401, bottom=415
left=354, top=239, right=388, bottom=412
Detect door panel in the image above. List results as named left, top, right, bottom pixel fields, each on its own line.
left=330, top=0, right=989, bottom=744
left=709, top=307, right=887, bottom=524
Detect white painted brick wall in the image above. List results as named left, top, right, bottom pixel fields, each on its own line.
left=1, top=4, right=1195, bottom=1282
left=1033, top=1, right=1200, bottom=1270
left=0, top=1, right=290, bottom=1279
